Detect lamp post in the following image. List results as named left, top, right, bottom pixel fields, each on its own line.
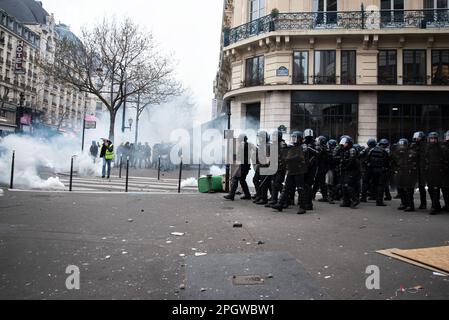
left=225, top=100, right=231, bottom=193
left=15, top=92, right=25, bottom=134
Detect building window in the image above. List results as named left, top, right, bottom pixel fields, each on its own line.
left=249, top=0, right=265, bottom=21
left=423, top=0, right=449, bottom=24
left=293, top=51, right=308, bottom=84
left=403, top=50, right=427, bottom=85
left=245, top=55, right=264, bottom=87
left=378, top=50, right=397, bottom=85
left=291, top=103, right=358, bottom=140
left=313, top=0, right=338, bottom=25
left=378, top=103, right=449, bottom=143
left=314, top=50, right=336, bottom=84
left=380, top=0, right=404, bottom=27
left=432, top=50, right=449, bottom=85
left=341, top=50, right=356, bottom=85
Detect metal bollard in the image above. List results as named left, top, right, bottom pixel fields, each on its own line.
left=198, top=160, right=201, bottom=180
left=10, top=150, right=15, bottom=189
left=119, top=154, right=123, bottom=179
left=125, top=156, right=129, bottom=193
left=178, top=158, right=183, bottom=194
left=69, top=156, right=74, bottom=192
left=157, top=155, right=161, bottom=181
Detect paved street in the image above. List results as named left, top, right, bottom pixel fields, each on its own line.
left=0, top=188, right=448, bottom=300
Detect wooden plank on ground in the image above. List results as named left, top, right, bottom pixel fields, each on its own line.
left=377, top=248, right=449, bottom=276
left=391, top=246, right=449, bottom=274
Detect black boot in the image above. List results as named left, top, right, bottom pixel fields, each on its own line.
left=272, top=203, right=283, bottom=212
left=297, top=208, right=306, bottom=215
left=224, top=195, right=234, bottom=201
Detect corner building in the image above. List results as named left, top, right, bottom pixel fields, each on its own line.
left=214, top=0, right=449, bottom=143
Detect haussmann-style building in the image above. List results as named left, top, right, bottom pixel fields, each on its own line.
left=213, top=0, right=449, bottom=144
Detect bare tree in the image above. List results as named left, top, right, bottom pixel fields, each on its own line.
left=128, top=65, right=182, bottom=144
left=39, top=17, right=180, bottom=141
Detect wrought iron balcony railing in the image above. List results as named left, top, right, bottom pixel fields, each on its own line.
left=224, top=9, right=449, bottom=46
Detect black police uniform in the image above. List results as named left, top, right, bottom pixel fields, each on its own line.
left=366, top=146, right=390, bottom=206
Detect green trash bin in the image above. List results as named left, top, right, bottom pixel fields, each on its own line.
left=198, top=175, right=223, bottom=193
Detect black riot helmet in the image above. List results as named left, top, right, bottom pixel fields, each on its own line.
left=398, top=138, right=409, bottom=147
left=316, top=136, right=327, bottom=146
left=378, top=139, right=390, bottom=148
left=413, top=131, right=426, bottom=142
left=304, top=129, right=314, bottom=143
left=339, top=136, right=353, bottom=148
left=328, top=139, right=337, bottom=149
left=367, top=138, right=377, bottom=149
left=291, top=131, right=303, bottom=145
left=428, top=132, right=439, bottom=143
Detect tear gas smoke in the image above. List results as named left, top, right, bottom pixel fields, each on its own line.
left=180, top=177, right=197, bottom=188
left=0, top=134, right=100, bottom=190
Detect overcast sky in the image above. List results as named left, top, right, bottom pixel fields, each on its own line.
left=41, top=0, right=223, bottom=123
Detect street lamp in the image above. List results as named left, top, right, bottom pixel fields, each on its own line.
left=15, top=92, right=25, bottom=134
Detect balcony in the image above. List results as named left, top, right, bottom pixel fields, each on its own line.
left=224, top=9, right=449, bottom=46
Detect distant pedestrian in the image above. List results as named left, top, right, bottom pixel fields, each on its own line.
left=100, top=139, right=114, bottom=179
left=89, top=140, right=98, bottom=163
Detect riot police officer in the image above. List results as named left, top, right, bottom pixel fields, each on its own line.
left=272, top=131, right=308, bottom=215
left=254, top=131, right=272, bottom=205
left=224, top=134, right=252, bottom=201
left=411, top=132, right=429, bottom=209
left=326, top=139, right=339, bottom=204
left=266, top=128, right=288, bottom=208
left=366, top=139, right=390, bottom=206
left=360, top=138, right=377, bottom=202
left=391, top=139, right=418, bottom=212
left=338, top=136, right=360, bottom=208
left=312, top=136, right=329, bottom=202
left=303, top=129, right=318, bottom=211
left=425, top=132, right=448, bottom=215
left=443, top=131, right=449, bottom=212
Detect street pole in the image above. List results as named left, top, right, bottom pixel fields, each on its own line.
left=125, top=156, right=130, bottom=192
left=81, top=107, right=86, bottom=153
left=119, top=154, right=123, bottom=179
left=178, top=156, right=183, bottom=194
left=10, top=150, right=15, bottom=189
left=157, top=155, right=161, bottom=181
left=122, top=78, right=127, bottom=133
left=225, top=101, right=231, bottom=193
left=134, top=92, right=140, bottom=145
left=69, top=156, right=74, bottom=192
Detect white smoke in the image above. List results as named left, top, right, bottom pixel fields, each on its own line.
left=181, top=177, right=197, bottom=188
left=0, top=134, right=100, bottom=190
left=209, top=165, right=225, bottom=176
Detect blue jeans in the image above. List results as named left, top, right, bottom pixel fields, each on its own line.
left=102, top=158, right=112, bottom=178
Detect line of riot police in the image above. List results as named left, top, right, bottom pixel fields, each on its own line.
left=224, top=128, right=449, bottom=216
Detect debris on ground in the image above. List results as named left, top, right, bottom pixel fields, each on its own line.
left=433, top=272, right=447, bottom=277
left=127, top=219, right=134, bottom=223
left=171, top=232, right=185, bottom=236
left=267, top=274, right=273, bottom=279
left=105, top=255, right=111, bottom=260
left=233, top=222, right=243, bottom=228
left=179, top=284, right=186, bottom=290
left=195, top=252, right=207, bottom=257
left=257, top=241, right=265, bottom=245
left=200, top=288, right=207, bottom=292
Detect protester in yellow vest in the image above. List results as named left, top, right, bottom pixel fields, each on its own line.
left=100, top=139, right=114, bottom=179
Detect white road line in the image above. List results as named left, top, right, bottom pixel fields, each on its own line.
left=8, top=189, right=199, bottom=195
